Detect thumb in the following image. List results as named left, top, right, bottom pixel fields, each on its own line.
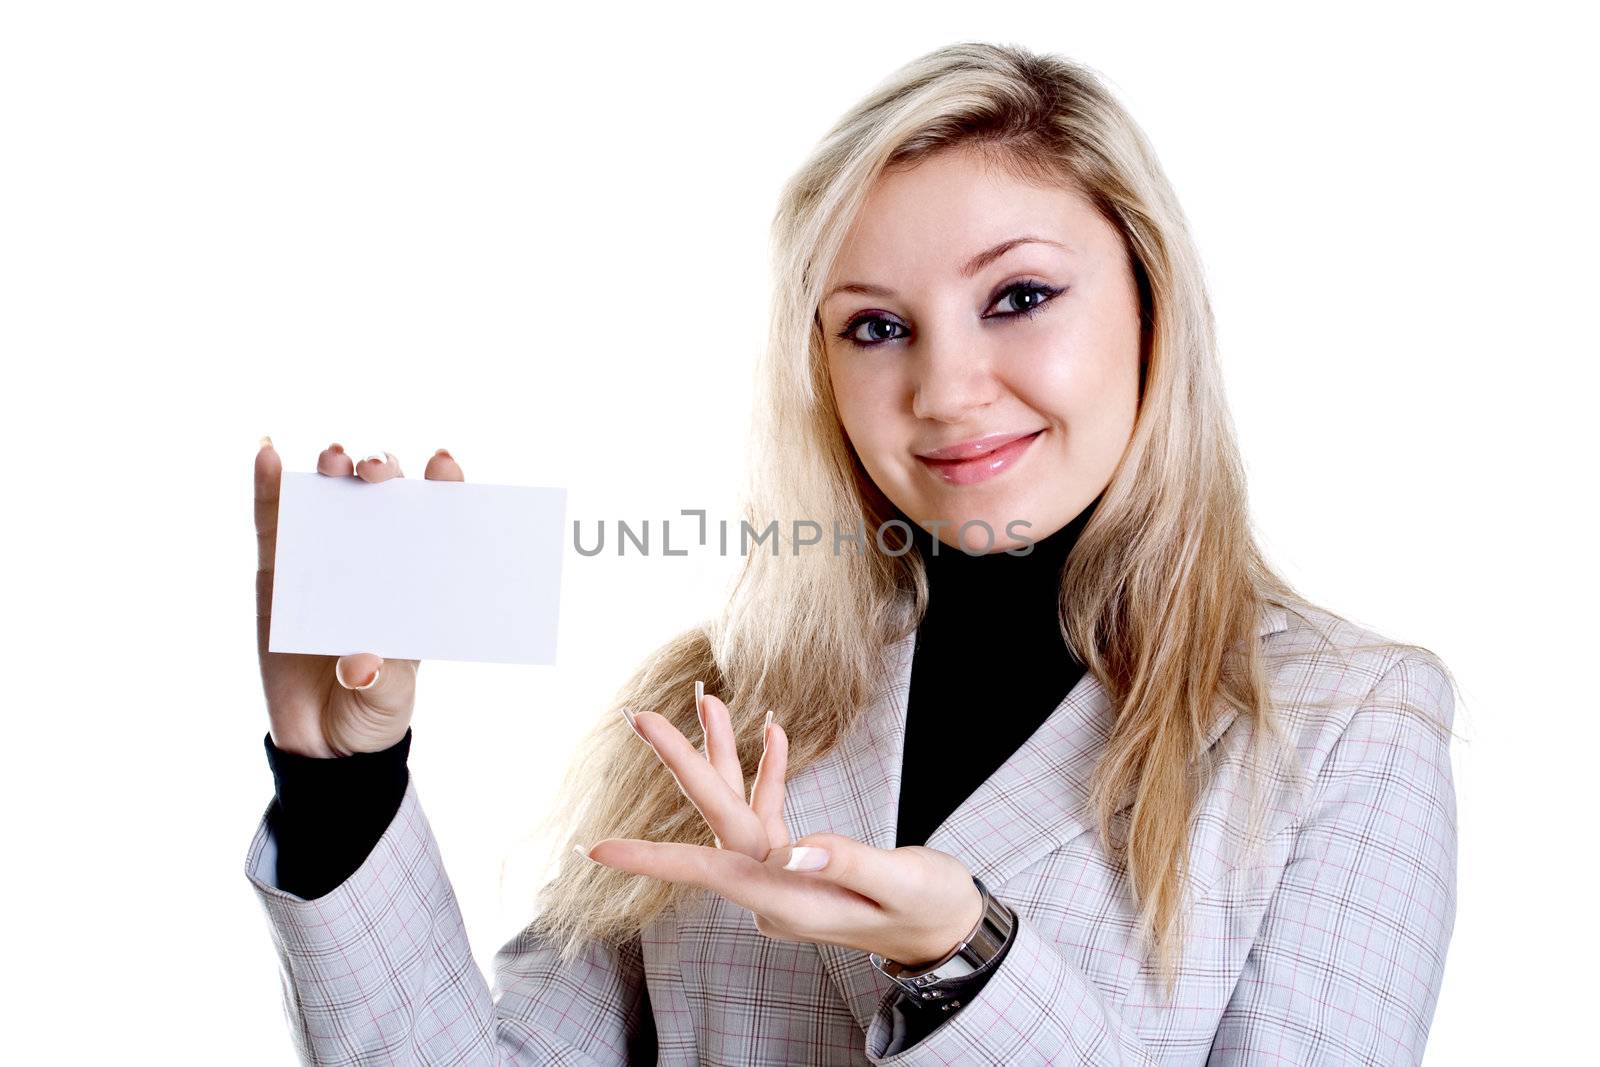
left=765, top=832, right=901, bottom=904
left=333, top=652, right=418, bottom=716
left=335, top=652, right=385, bottom=691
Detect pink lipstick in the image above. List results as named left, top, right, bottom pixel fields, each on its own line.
left=915, top=429, right=1044, bottom=486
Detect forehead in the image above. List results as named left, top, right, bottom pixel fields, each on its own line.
left=827, top=148, right=1108, bottom=280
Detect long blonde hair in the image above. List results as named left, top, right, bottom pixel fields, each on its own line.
left=525, top=41, right=1458, bottom=1000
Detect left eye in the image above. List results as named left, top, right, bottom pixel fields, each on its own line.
left=988, top=280, right=1063, bottom=317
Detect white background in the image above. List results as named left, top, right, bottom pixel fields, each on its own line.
left=3, top=2, right=1593, bottom=1062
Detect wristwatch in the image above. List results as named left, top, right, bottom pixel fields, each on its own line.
left=869, top=875, right=1016, bottom=1011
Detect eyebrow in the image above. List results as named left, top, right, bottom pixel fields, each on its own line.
left=822, top=235, right=1071, bottom=303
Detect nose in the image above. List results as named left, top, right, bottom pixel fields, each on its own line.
left=910, top=334, right=1000, bottom=423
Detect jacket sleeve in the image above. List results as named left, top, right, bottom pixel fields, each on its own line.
left=862, top=652, right=1459, bottom=1065
left=244, top=774, right=654, bottom=1065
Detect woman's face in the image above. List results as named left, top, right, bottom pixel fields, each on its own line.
left=820, top=147, right=1142, bottom=552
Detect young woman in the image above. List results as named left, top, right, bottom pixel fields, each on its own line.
left=247, top=42, right=1459, bottom=1065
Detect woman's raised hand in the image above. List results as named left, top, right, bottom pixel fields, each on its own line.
left=253, top=439, right=464, bottom=758
left=586, top=687, right=987, bottom=965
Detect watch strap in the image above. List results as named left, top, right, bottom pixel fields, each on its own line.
left=869, top=875, right=1016, bottom=1008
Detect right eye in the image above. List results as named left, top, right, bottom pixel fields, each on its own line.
left=837, top=313, right=909, bottom=348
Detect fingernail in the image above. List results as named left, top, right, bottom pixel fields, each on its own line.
left=362, top=452, right=387, bottom=466
left=258, top=436, right=273, bottom=450
left=434, top=448, right=452, bottom=459
left=783, top=846, right=829, bottom=872
left=621, top=706, right=645, bottom=740
left=694, top=680, right=705, bottom=732
left=337, top=661, right=381, bottom=690
left=330, top=442, right=345, bottom=454
left=572, top=843, right=598, bottom=864
left=764, top=709, right=774, bottom=729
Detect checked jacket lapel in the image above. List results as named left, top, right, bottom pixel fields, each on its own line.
left=780, top=603, right=1291, bottom=1035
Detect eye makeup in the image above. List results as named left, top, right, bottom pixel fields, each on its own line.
left=834, top=278, right=1066, bottom=349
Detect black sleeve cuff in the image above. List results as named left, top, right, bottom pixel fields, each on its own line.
left=891, top=910, right=1016, bottom=1048
left=262, top=727, right=413, bottom=900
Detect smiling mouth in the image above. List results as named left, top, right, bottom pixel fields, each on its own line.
left=915, top=429, right=1044, bottom=486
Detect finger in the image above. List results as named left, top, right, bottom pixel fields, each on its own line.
left=587, top=838, right=770, bottom=902
left=631, top=710, right=765, bottom=856
left=424, top=448, right=464, bottom=481
left=255, top=438, right=280, bottom=570
left=764, top=832, right=904, bottom=906
left=696, top=685, right=744, bottom=798
left=317, top=441, right=354, bottom=477
left=254, top=437, right=281, bottom=654
left=585, top=837, right=882, bottom=946
left=356, top=450, right=404, bottom=482
left=749, top=716, right=789, bottom=849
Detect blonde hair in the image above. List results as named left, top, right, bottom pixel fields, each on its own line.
left=525, top=41, right=1459, bottom=1001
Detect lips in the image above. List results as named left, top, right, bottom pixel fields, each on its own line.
left=915, top=429, right=1044, bottom=461
left=915, top=429, right=1044, bottom=486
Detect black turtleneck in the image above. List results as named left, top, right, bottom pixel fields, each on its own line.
left=894, top=505, right=1092, bottom=849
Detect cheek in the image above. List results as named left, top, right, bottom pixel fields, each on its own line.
left=1013, top=315, right=1140, bottom=445
left=828, top=356, right=900, bottom=451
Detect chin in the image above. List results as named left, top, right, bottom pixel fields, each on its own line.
left=920, top=503, right=1036, bottom=548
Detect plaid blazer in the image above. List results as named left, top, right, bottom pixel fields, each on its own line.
left=245, top=602, right=1458, bottom=1065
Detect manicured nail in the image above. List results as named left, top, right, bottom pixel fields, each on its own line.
left=572, top=843, right=598, bottom=864
left=694, top=680, right=705, bottom=732
left=258, top=435, right=273, bottom=450
left=337, top=661, right=379, bottom=689
left=621, top=706, right=645, bottom=740
left=783, top=846, right=829, bottom=871
left=362, top=452, right=387, bottom=466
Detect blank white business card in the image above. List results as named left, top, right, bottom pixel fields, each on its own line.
left=268, top=471, right=567, bottom=665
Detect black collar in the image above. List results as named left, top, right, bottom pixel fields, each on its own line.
left=904, top=496, right=1097, bottom=640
